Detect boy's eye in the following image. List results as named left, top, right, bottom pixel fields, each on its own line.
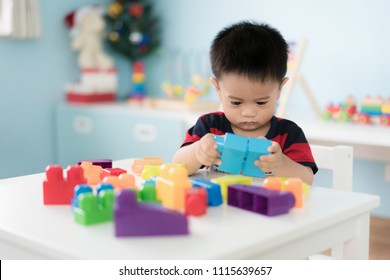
left=230, top=101, right=241, bottom=106
left=257, top=101, right=268, bottom=106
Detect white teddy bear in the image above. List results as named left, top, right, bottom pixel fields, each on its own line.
left=69, top=6, right=113, bottom=69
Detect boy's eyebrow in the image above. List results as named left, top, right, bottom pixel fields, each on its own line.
left=227, top=95, right=270, bottom=101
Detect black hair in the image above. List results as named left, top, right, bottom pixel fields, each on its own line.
left=210, top=21, right=288, bottom=82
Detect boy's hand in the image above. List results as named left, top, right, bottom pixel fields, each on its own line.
left=254, top=141, right=283, bottom=175
left=195, top=133, right=221, bottom=166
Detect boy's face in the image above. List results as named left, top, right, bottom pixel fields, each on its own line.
left=211, top=73, right=288, bottom=137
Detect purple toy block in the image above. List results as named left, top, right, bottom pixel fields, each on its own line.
left=227, top=184, right=295, bottom=216
left=78, top=159, right=112, bottom=169
left=114, top=189, right=189, bottom=237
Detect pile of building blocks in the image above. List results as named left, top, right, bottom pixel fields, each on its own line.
left=42, top=157, right=311, bottom=237
left=214, top=133, right=271, bottom=177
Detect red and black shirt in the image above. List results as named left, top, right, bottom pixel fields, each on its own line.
left=182, top=111, right=318, bottom=174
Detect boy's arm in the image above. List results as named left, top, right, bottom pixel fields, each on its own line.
left=173, top=133, right=220, bottom=175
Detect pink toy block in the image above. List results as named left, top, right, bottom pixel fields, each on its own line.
left=80, top=161, right=103, bottom=185
left=114, top=189, right=189, bottom=237
left=101, top=167, right=127, bottom=179
left=185, top=188, right=207, bottom=216
left=43, top=165, right=86, bottom=205
left=156, top=164, right=192, bottom=211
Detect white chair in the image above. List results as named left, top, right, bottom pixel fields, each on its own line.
left=309, top=144, right=354, bottom=259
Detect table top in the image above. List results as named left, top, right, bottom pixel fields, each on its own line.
left=0, top=159, right=380, bottom=259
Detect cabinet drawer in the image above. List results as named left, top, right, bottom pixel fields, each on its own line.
left=56, top=105, right=186, bottom=167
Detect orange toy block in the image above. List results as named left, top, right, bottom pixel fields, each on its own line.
left=263, top=177, right=284, bottom=191
left=285, top=178, right=304, bottom=208
left=131, top=157, right=163, bottom=175
left=80, top=161, right=103, bottom=185
left=103, top=173, right=136, bottom=189
left=156, top=164, right=192, bottom=211
left=43, top=165, right=86, bottom=205
left=185, top=188, right=207, bottom=216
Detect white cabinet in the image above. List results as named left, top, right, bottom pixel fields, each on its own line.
left=56, top=104, right=189, bottom=167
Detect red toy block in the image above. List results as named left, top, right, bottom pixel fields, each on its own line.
left=66, top=92, right=116, bottom=103
left=185, top=188, right=207, bottom=216
left=101, top=168, right=127, bottom=179
left=43, top=165, right=86, bottom=205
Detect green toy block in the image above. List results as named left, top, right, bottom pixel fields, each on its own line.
left=139, top=180, right=160, bottom=203
left=74, top=190, right=115, bottom=225
left=212, top=174, right=253, bottom=202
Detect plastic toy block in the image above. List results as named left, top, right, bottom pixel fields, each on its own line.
left=156, top=164, right=192, bottom=211
left=212, top=174, right=253, bottom=202
left=139, top=180, right=159, bottom=203
left=141, top=164, right=161, bottom=180
left=78, top=159, right=112, bottom=169
left=73, top=184, right=115, bottom=225
left=214, top=133, right=271, bottom=177
left=227, top=184, right=295, bottom=216
left=284, top=178, right=305, bottom=208
left=114, top=189, right=189, bottom=237
left=242, top=137, right=271, bottom=177
left=131, top=157, right=163, bottom=175
left=102, top=173, right=136, bottom=190
left=191, top=177, right=223, bottom=207
left=101, top=168, right=127, bottom=179
left=215, top=133, right=247, bottom=174
left=263, top=177, right=310, bottom=202
left=72, top=184, right=93, bottom=208
left=185, top=188, right=207, bottom=216
left=43, top=165, right=86, bottom=205
left=80, top=161, right=103, bottom=185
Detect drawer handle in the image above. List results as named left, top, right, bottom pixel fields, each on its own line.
left=133, top=123, right=157, bottom=142
left=73, top=116, right=93, bottom=134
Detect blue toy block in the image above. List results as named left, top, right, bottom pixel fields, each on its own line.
left=215, top=133, right=247, bottom=174
left=214, top=133, right=271, bottom=177
left=191, top=177, right=223, bottom=207
left=242, top=137, right=271, bottom=177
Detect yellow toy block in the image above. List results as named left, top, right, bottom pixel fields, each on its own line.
left=212, top=175, right=253, bottom=202
left=264, top=176, right=310, bottom=199
left=80, top=162, right=103, bottom=185
left=141, top=165, right=162, bottom=180
left=156, top=164, right=192, bottom=211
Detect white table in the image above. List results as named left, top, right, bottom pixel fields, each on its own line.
left=0, top=159, right=380, bottom=260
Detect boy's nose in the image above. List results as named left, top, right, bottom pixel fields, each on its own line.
left=241, top=107, right=257, bottom=117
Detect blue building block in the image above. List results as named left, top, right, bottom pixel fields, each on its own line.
left=72, top=184, right=93, bottom=208
left=215, top=133, right=247, bottom=174
left=191, top=177, right=223, bottom=206
left=242, top=137, right=271, bottom=177
left=214, top=133, right=271, bottom=177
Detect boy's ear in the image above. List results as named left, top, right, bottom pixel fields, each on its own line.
left=210, top=77, right=222, bottom=99
left=277, top=77, right=289, bottom=99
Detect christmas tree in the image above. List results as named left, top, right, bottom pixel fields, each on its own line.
left=105, top=0, right=160, bottom=99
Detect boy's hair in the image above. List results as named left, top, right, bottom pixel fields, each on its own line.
left=210, top=21, right=288, bottom=82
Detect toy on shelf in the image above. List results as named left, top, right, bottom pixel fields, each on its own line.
left=64, top=5, right=117, bottom=103
left=214, top=133, right=271, bottom=177
left=323, top=95, right=390, bottom=126
left=114, top=189, right=189, bottom=237
left=43, top=165, right=86, bottom=205
left=227, top=184, right=296, bottom=216
left=73, top=183, right=115, bottom=225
